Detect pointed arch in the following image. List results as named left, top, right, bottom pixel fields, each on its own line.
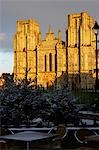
left=55, top=53, right=57, bottom=72
left=49, top=53, right=52, bottom=71
left=44, top=55, right=47, bottom=72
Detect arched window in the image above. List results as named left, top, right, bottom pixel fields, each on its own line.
left=44, top=55, right=47, bottom=72
left=55, top=53, right=57, bottom=72
left=49, top=53, right=52, bottom=71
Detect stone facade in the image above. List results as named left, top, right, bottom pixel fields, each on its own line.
left=14, top=19, right=40, bottom=82
left=66, top=12, right=96, bottom=89
left=14, top=20, right=66, bottom=88
left=14, top=12, right=98, bottom=89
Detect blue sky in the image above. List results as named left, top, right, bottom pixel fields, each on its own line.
left=0, top=0, right=99, bottom=75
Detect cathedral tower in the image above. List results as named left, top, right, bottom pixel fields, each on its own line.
left=14, top=19, right=41, bottom=82
left=67, top=12, right=96, bottom=89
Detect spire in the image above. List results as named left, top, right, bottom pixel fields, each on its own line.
left=38, top=32, right=42, bottom=42
left=48, top=25, right=53, bottom=33
left=46, top=25, right=55, bottom=41
left=58, top=29, right=62, bottom=42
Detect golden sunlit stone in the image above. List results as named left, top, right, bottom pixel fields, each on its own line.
left=14, top=19, right=66, bottom=88
left=14, top=12, right=99, bottom=89
left=67, top=12, right=97, bottom=89
left=0, top=77, right=5, bottom=88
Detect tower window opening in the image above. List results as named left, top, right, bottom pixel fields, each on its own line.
left=44, top=55, right=47, bottom=72
left=49, top=53, right=52, bottom=71
left=55, top=53, right=57, bottom=72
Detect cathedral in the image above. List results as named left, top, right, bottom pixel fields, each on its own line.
left=14, top=19, right=66, bottom=88
left=14, top=12, right=97, bottom=89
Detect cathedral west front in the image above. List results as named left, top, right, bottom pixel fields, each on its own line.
left=14, top=19, right=66, bottom=88
left=14, top=12, right=98, bottom=89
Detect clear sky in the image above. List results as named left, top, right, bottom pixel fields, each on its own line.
left=0, top=0, right=99, bottom=75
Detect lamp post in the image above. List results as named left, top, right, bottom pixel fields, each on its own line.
left=35, top=46, right=37, bottom=88
left=66, top=29, right=68, bottom=87
left=33, top=46, right=37, bottom=88
left=55, top=44, right=57, bottom=88
left=78, top=26, right=81, bottom=88
left=93, top=21, right=99, bottom=91
left=25, top=34, right=28, bottom=84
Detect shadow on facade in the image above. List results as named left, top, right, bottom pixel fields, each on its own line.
left=45, top=71, right=99, bottom=91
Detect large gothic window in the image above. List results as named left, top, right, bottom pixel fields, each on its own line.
left=44, top=55, right=47, bottom=72
left=49, top=53, right=52, bottom=71
left=55, top=53, right=57, bottom=72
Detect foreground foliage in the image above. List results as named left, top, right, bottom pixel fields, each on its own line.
left=0, top=80, right=79, bottom=126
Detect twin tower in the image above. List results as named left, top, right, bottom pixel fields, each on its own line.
left=14, top=12, right=96, bottom=89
